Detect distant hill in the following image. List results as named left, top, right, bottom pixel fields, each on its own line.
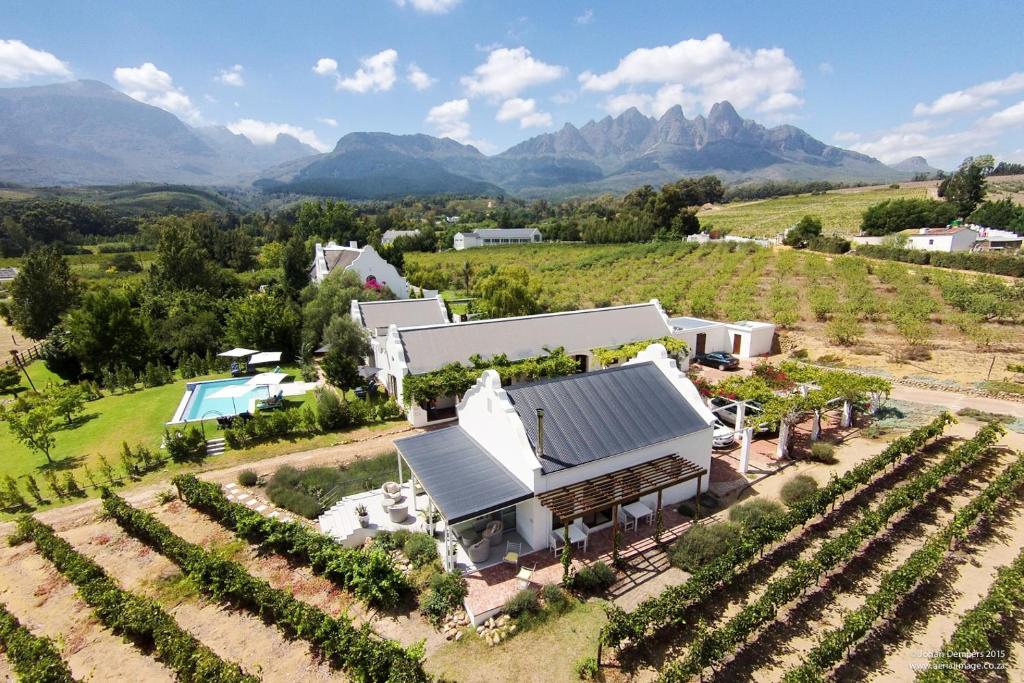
left=259, top=101, right=913, bottom=199
left=0, top=80, right=316, bottom=186
left=889, top=156, right=941, bottom=175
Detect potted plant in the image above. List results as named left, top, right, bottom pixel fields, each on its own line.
left=355, top=503, right=369, bottom=528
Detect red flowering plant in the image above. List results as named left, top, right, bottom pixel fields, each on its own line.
left=364, top=275, right=383, bottom=291
left=751, top=361, right=795, bottom=391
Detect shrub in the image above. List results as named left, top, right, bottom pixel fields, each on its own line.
left=265, top=464, right=346, bottom=518
left=728, top=499, right=786, bottom=532
left=374, top=529, right=412, bottom=553
left=669, top=522, right=743, bottom=572
left=808, top=441, right=838, bottom=464
left=419, top=571, right=468, bottom=625
left=541, top=584, right=571, bottom=614
left=237, top=470, right=258, bottom=486
left=503, top=588, right=540, bottom=618
left=780, top=475, right=819, bottom=508
left=573, top=561, right=616, bottom=594
left=376, top=399, right=403, bottom=421
left=574, top=656, right=600, bottom=681
left=163, top=426, right=206, bottom=462
left=156, top=489, right=177, bottom=504
left=316, top=388, right=349, bottom=430
left=403, top=532, right=438, bottom=568
left=348, top=398, right=375, bottom=426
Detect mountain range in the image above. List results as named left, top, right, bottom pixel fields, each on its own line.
left=0, top=79, right=932, bottom=198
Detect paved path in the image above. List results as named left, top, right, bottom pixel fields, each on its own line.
left=889, top=384, right=1024, bottom=419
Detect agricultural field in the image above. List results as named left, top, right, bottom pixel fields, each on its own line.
left=407, top=242, right=1024, bottom=388
left=700, top=183, right=934, bottom=237
left=0, top=249, right=157, bottom=283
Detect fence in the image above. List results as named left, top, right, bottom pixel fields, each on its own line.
left=2, top=341, right=45, bottom=370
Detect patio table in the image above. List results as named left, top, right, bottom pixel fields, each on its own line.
left=549, top=523, right=588, bottom=553
left=622, top=501, right=655, bottom=527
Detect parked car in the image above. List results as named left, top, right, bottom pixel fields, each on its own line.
left=694, top=351, right=740, bottom=370
left=712, top=419, right=735, bottom=449
left=709, top=397, right=775, bottom=434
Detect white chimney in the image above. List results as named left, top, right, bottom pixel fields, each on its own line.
left=349, top=240, right=358, bottom=249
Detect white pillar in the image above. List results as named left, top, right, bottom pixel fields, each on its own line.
left=776, top=420, right=791, bottom=458
left=411, top=475, right=418, bottom=513
left=739, top=427, right=754, bottom=474
left=842, top=400, right=853, bottom=428
left=397, top=454, right=404, bottom=486
left=735, top=401, right=747, bottom=437
left=811, top=410, right=821, bottom=442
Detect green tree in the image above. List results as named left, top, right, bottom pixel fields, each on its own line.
left=4, top=247, right=81, bottom=339
left=282, top=234, right=310, bottom=296
left=24, top=474, right=44, bottom=505
left=473, top=267, right=540, bottom=319
left=300, top=270, right=392, bottom=350
left=1, top=401, right=58, bottom=464
left=44, top=383, right=86, bottom=426
left=320, top=315, right=371, bottom=395
left=783, top=215, right=823, bottom=248
left=939, top=155, right=995, bottom=216
left=225, top=292, right=301, bottom=356
left=861, top=198, right=957, bottom=235
left=66, top=289, right=151, bottom=374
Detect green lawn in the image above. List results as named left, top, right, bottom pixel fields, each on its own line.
left=0, top=362, right=403, bottom=517
left=700, top=184, right=931, bottom=237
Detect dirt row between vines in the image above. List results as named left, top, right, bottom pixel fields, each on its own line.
left=716, top=448, right=1014, bottom=682
left=616, top=431, right=954, bottom=677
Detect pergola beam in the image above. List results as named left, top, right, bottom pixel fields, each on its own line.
left=538, top=454, right=706, bottom=522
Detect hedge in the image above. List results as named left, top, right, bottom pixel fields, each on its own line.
left=13, top=516, right=254, bottom=682
left=0, top=600, right=76, bottom=683
left=172, top=474, right=410, bottom=609
left=101, top=491, right=429, bottom=683
left=855, top=244, right=1024, bottom=277
left=602, top=413, right=955, bottom=648
left=660, top=422, right=1005, bottom=681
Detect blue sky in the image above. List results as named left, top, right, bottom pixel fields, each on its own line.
left=3, top=0, right=1024, bottom=168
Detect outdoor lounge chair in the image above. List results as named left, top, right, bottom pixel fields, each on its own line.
left=468, top=538, right=490, bottom=563
left=504, top=541, right=522, bottom=568
left=483, top=520, right=504, bottom=546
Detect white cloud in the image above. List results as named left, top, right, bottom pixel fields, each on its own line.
left=818, top=62, right=834, bottom=75
left=851, top=128, right=995, bottom=164
left=580, top=33, right=803, bottom=115
left=575, top=9, right=594, bottom=25
left=426, top=98, right=471, bottom=140
left=986, top=100, right=1024, bottom=129
left=496, top=98, right=552, bottom=128
left=757, top=91, right=804, bottom=113
left=602, top=85, right=701, bottom=118
left=550, top=89, right=578, bottom=105
left=215, top=64, right=245, bottom=87
left=407, top=63, right=436, bottom=90
left=227, top=118, right=329, bottom=152
left=0, top=39, right=72, bottom=82
left=832, top=131, right=861, bottom=144
left=317, top=116, right=338, bottom=127
left=335, top=49, right=398, bottom=93
left=394, top=0, right=460, bottom=13
left=913, top=72, right=1024, bottom=116
left=461, top=47, right=566, bottom=99
left=603, top=92, right=655, bottom=116
left=113, top=62, right=202, bottom=124
left=313, top=57, right=338, bottom=76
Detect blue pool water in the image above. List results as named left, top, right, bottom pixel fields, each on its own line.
left=182, top=377, right=274, bottom=421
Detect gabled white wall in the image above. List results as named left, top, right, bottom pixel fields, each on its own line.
left=346, top=245, right=409, bottom=298
left=456, top=370, right=543, bottom=491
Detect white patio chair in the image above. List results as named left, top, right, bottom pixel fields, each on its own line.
left=618, top=508, right=637, bottom=533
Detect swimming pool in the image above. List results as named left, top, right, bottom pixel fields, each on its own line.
left=171, top=377, right=275, bottom=423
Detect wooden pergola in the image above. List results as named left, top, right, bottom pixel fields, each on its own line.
left=537, top=454, right=707, bottom=550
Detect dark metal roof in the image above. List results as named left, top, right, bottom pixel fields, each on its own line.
left=395, top=426, right=533, bottom=524
left=357, top=298, right=447, bottom=332
left=504, top=361, right=710, bottom=474
left=397, top=303, right=672, bottom=375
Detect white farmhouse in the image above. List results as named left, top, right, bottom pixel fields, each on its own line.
left=393, top=343, right=713, bottom=624
left=669, top=317, right=776, bottom=359
left=381, top=300, right=678, bottom=426
left=309, top=241, right=410, bottom=297
left=454, top=228, right=542, bottom=250
left=350, top=296, right=450, bottom=386
left=905, top=226, right=979, bottom=253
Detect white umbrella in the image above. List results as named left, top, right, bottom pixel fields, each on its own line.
left=249, top=351, right=283, bottom=365
left=246, top=372, right=289, bottom=386
left=217, top=348, right=257, bottom=358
